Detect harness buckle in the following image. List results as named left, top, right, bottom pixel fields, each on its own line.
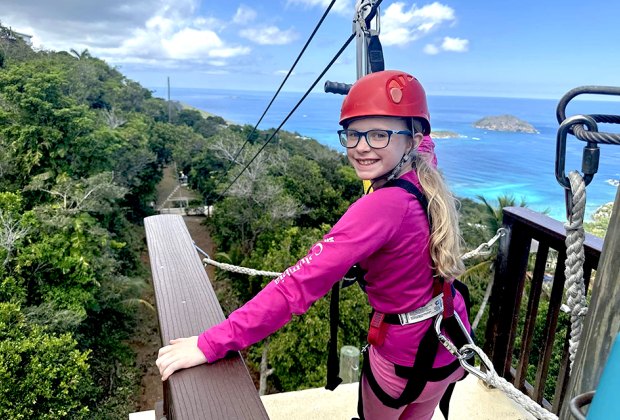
left=397, top=294, right=443, bottom=325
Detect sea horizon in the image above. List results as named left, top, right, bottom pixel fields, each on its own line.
left=151, top=86, right=620, bottom=222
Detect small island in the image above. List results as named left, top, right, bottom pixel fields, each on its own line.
left=432, top=130, right=460, bottom=139
left=474, top=114, right=538, bottom=133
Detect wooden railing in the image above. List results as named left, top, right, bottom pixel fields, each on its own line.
left=144, top=214, right=269, bottom=420
left=483, top=207, right=604, bottom=413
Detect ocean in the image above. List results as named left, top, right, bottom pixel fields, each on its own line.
left=153, top=87, right=620, bottom=221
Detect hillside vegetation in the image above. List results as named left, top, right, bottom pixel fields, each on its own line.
left=0, top=25, right=226, bottom=417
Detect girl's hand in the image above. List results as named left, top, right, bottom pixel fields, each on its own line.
left=156, top=336, right=208, bottom=381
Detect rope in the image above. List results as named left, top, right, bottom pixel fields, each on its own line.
left=563, top=171, right=589, bottom=371
left=461, top=228, right=506, bottom=260
left=202, top=257, right=281, bottom=277
left=217, top=32, right=356, bottom=199
left=461, top=344, right=559, bottom=420
left=572, top=115, right=620, bottom=145
left=199, top=229, right=506, bottom=277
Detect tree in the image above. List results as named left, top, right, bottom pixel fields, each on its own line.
left=584, top=202, right=613, bottom=238
left=0, top=303, right=92, bottom=419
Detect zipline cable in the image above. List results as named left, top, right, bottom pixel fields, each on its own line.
left=209, top=0, right=337, bottom=202
left=216, top=0, right=385, bottom=201
left=216, top=32, right=356, bottom=200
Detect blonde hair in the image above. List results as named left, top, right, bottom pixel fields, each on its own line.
left=411, top=120, right=464, bottom=280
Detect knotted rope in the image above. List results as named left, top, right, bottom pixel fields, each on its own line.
left=563, top=171, right=589, bottom=370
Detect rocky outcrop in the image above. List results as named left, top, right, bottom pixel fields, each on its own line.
left=474, top=115, right=538, bottom=133
left=432, top=130, right=460, bottom=139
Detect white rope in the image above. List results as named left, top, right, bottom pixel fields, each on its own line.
left=461, top=344, right=558, bottom=420
left=461, top=228, right=507, bottom=260
left=202, top=257, right=282, bottom=277
left=563, top=171, right=588, bottom=371
left=201, top=229, right=506, bottom=277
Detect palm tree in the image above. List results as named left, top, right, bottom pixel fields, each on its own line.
left=464, top=194, right=528, bottom=331
left=476, top=193, right=527, bottom=236
left=69, top=48, right=91, bottom=60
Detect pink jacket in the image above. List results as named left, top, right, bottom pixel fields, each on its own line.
left=198, top=136, right=469, bottom=367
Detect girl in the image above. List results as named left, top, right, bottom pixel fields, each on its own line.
left=156, top=70, right=470, bottom=419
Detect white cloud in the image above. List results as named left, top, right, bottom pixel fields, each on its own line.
left=424, top=36, right=470, bottom=55
left=381, top=1, right=456, bottom=46
left=423, top=44, right=439, bottom=55
left=233, top=5, right=257, bottom=24
left=286, top=0, right=353, bottom=15
left=239, top=26, right=298, bottom=45
left=2, top=0, right=250, bottom=67
left=207, top=60, right=228, bottom=67
left=441, top=36, right=469, bottom=52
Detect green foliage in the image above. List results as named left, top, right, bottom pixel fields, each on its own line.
left=251, top=285, right=368, bottom=392
left=0, top=32, right=174, bottom=415
left=584, top=202, right=612, bottom=238
left=0, top=303, right=92, bottom=419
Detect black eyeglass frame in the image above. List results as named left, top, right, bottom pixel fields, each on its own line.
left=337, top=129, right=413, bottom=149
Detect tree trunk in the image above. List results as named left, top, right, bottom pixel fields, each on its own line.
left=259, top=341, right=274, bottom=396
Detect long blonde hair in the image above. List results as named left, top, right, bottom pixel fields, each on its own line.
left=411, top=120, right=464, bottom=280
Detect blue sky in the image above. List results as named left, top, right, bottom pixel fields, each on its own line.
left=3, top=0, right=619, bottom=99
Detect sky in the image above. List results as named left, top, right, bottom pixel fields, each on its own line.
left=2, top=0, right=620, bottom=99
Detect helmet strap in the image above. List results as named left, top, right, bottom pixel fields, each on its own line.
left=367, top=146, right=416, bottom=191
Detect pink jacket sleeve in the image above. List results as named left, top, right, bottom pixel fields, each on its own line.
left=197, top=188, right=411, bottom=363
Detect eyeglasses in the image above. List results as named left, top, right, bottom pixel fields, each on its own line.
left=337, top=129, right=413, bottom=149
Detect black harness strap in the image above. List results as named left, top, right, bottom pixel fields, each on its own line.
left=363, top=320, right=442, bottom=409
left=326, top=282, right=343, bottom=390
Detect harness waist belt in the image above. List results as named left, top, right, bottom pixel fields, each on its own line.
left=384, top=293, right=444, bottom=325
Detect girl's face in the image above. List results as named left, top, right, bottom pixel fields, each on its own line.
left=346, top=117, right=416, bottom=183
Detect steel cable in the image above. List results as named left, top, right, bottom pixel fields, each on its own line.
left=217, top=32, right=356, bottom=199
left=216, top=0, right=338, bottom=187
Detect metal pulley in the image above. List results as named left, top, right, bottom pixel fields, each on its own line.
left=324, top=0, right=384, bottom=95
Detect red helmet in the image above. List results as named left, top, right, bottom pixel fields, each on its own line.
left=339, top=70, right=430, bottom=134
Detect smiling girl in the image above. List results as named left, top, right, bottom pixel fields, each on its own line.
left=156, top=70, right=469, bottom=420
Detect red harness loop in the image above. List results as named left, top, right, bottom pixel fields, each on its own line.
left=442, top=280, right=455, bottom=318
left=368, top=311, right=389, bottom=346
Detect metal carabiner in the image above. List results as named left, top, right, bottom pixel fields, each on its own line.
left=458, top=344, right=496, bottom=382
left=555, top=114, right=598, bottom=190
left=434, top=312, right=474, bottom=356
left=434, top=315, right=496, bottom=382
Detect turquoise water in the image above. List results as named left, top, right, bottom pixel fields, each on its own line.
left=153, top=87, right=620, bottom=221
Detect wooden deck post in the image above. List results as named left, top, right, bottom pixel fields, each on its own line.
left=144, top=214, right=268, bottom=420
left=560, top=186, right=620, bottom=418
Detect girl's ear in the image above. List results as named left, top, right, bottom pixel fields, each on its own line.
left=412, top=132, right=423, bottom=150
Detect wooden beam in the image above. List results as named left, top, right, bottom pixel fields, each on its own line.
left=560, top=186, right=620, bottom=418
left=145, top=214, right=268, bottom=420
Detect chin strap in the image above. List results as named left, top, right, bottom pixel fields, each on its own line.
left=372, top=146, right=417, bottom=187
